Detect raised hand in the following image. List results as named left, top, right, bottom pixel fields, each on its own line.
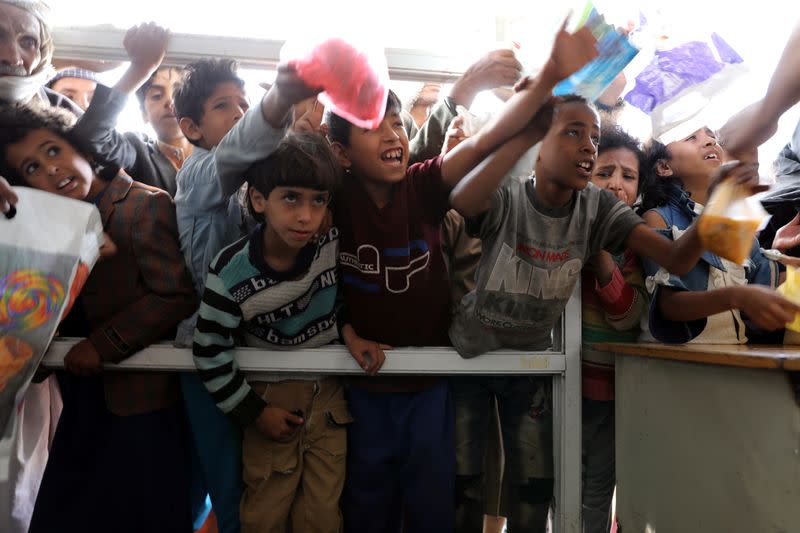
left=123, top=22, right=170, bottom=74
left=542, top=17, right=599, bottom=84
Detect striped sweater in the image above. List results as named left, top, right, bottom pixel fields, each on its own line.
left=192, top=225, right=341, bottom=427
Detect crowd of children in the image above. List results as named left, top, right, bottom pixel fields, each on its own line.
left=2, top=7, right=800, bottom=533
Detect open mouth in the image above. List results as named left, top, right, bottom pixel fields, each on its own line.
left=56, top=176, right=77, bottom=192
left=576, top=160, right=594, bottom=177
left=703, top=152, right=720, bottom=161
left=380, top=148, right=404, bottom=166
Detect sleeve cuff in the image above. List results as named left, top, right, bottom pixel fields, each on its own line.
left=89, top=325, right=135, bottom=364
left=595, top=266, right=626, bottom=304
left=229, top=388, right=268, bottom=428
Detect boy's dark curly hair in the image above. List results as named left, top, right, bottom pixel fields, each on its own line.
left=173, top=58, right=244, bottom=146
left=0, top=103, right=78, bottom=185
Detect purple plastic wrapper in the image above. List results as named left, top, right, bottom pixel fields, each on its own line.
left=625, top=33, right=743, bottom=113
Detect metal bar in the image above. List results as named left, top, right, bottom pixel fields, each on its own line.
left=51, top=26, right=469, bottom=83
left=553, top=283, right=583, bottom=533
left=42, top=339, right=566, bottom=375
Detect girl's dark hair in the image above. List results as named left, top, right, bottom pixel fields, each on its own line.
left=597, top=124, right=647, bottom=197
left=245, top=132, right=343, bottom=224
left=0, top=103, right=77, bottom=185
left=324, top=90, right=403, bottom=147
left=172, top=58, right=244, bottom=146
left=639, top=140, right=683, bottom=213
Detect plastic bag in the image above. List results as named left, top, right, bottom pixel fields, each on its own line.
left=624, top=30, right=748, bottom=144
left=0, top=188, right=103, bottom=435
left=697, top=179, right=769, bottom=265
left=284, top=37, right=390, bottom=129
left=553, top=2, right=640, bottom=102
left=777, top=266, right=800, bottom=332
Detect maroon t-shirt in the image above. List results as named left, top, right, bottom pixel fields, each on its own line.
left=335, top=157, right=451, bottom=386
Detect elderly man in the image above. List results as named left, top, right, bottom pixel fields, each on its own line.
left=0, top=0, right=77, bottom=109
left=0, top=0, right=83, bottom=216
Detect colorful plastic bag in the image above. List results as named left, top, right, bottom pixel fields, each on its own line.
left=697, top=179, right=769, bottom=265
left=553, top=2, right=640, bottom=102
left=285, top=37, right=390, bottom=129
left=0, top=188, right=103, bottom=435
left=777, top=266, right=800, bottom=332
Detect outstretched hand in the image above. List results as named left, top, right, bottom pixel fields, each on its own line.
left=706, top=160, right=769, bottom=198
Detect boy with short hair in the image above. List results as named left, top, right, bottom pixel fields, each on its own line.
left=71, top=23, right=191, bottom=197
left=0, top=103, right=197, bottom=533
left=193, top=129, right=376, bottom=532
left=324, top=23, right=600, bottom=532
left=172, top=59, right=333, bottom=533
left=448, top=77, right=763, bottom=533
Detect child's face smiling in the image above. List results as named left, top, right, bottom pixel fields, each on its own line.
left=344, top=108, right=409, bottom=185
left=536, top=102, right=600, bottom=191
left=5, top=128, right=95, bottom=201
left=591, top=147, right=640, bottom=207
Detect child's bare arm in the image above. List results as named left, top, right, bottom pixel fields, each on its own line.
left=720, top=22, right=800, bottom=159
left=450, top=102, right=555, bottom=217
left=658, top=285, right=800, bottom=331
left=440, top=20, right=598, bottom=190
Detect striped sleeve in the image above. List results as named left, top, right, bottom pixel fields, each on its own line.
left=192, top=269, right=266, bottom=428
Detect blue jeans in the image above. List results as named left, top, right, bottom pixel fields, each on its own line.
left=181, top=373, right=243, bottom=533
left=453, top=376, right=554, bottom=533
left=343, top=380, right=455, bottom=533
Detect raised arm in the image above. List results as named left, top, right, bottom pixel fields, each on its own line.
left=440, top=20, right=598, bottom=190
left=450, top=101, right=554, bottom=217
left=71, top=23, right=170, bottom=174
left=214, top=65, right=322, bottom=197
left=719, top=22, right=800, bottom=159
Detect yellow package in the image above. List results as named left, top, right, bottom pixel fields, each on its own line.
left=777, top=266, right=800, bottom=332
left=697, top=179, right=769, bottom=264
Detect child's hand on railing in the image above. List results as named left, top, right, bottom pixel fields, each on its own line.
left=255, top=406, right=304, bottom=441
left=342, top=324, right=390, bottom=376
left=64, top=339, right=103, bottom=376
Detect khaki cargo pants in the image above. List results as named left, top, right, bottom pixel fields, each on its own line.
left=241, top=378, right=352, bottom=533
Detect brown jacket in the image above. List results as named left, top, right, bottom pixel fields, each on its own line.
left=80, top=172, right=197, bottom=415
